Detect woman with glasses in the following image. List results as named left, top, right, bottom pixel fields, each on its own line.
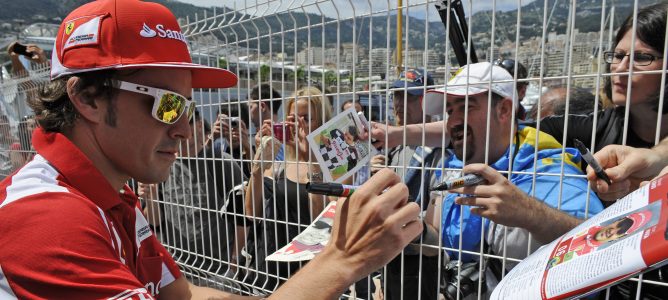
left=535, top=4, right=668, bottom=300
left=536, top=3, right=668, bottom=165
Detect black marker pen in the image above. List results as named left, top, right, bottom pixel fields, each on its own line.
left=573, top=139, right=612, bottom=185
left=307, top=182, right=415, bottom=201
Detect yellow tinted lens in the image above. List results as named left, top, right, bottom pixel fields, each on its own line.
left=156, top=93, right=185, bottom=124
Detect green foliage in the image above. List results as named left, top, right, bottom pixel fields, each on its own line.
left=324, top=71, right=337, bottom=85
left=218, top=57, right=228, bottom=68
left=259, top=64, right=271, bottom=81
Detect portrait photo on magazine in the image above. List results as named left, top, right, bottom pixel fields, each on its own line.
left=307, top=107, right=375, bottom=183
left=547, top=200, right=662, bottom=269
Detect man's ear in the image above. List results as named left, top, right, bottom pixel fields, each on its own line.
left=496, top=97, right=515, bottom=122
left=66, top=77, right=106, bottom=124
left=259, top=101, right=267, bottom=112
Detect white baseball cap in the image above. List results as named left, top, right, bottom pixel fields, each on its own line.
left=423, top=62, right=515, bottom=116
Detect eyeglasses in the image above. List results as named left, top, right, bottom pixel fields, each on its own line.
left=603, top=51, right=663, bottom=66
left=114, top=80, right=195, bottom=124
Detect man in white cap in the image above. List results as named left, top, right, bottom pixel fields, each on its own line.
left=0, top=0, right=421, bottom=299
left=418, top=62, right=602, bottom=287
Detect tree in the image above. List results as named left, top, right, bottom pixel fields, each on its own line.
left=324, top=70, right=337, bottom=86
left=259, top=64, right=270, bottom=81
left=218, top=57, right=228, bottom=68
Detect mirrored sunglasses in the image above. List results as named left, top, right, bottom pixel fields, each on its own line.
left=115, top=80, right=196, bottom=124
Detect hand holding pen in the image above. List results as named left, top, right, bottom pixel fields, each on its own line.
left=573, top=139, right=612, bottom=185
left=444, top=164, right=540, bottom=230
left=586, top=144, right=668, bottom=201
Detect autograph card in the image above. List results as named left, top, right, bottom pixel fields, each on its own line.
left=307, top=107, right=375, bottom=182
left=266, top=202, right=337, bottom=262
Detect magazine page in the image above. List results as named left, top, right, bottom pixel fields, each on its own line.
left=266, top=201, right=337, bottom=262
left=491, top=174, right=668, bottom=300
left=306, top=107, right=375, bottom=183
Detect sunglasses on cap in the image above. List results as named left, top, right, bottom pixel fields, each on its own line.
left=493, top=58, right=528, bottom=79
left=114, top=80, right=196, bottom=124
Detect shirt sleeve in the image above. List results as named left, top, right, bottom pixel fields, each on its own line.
left=0, top=194, right=157, bottom=300
left=530, top=113, right=596, bottom=150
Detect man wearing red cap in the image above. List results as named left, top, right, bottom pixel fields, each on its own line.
left=0, top=1, right=421, bottom=299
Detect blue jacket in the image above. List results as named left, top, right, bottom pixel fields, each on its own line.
left=434, top=125, right=604, bottom=261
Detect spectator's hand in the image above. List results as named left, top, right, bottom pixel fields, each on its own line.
left=211, top=113, right=228, bottom=141
left=252, top=135, right=280, bottom=172
left=369, top=154, right=387, bottom=175
left=255, top=120, right=273, bottom=148
left=6, top=42, right=18, bottom=57
left=285, top=115, right=310, bottom=159
left=137, top=182, right=159, bottom=200
left=450, top=163, right=536, bottom=229
left=323, top=169, right=421, bottom=280
left=588, top=145, right=667, bottom=201
left=25, top=44, right=47, bottom=63
left=365, top=122, right=402, bottom=149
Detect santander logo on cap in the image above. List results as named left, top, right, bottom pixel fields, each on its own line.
left=139, top=22, right=187, bottom=45
left=139, top=23, right=157, bottom=37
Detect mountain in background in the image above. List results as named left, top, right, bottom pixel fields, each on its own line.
left=0, top=0, right=660, bottom=54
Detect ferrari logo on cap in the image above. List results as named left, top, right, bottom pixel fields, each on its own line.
left=65, top=21, right=75, bottom=35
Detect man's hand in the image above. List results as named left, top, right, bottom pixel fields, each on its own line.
left=271, top=169, right=422, bottom=299
left=450, top=164, right=582, bottom=243
left=588, top=145, right=668, bottom=201
left=450, top=164, right=536, bottom=229
left=328, top=169, right=422, bottom=278
left=367, top=122, right=402, bottom=149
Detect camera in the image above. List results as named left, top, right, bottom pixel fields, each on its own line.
left=228, top=117, right=240, bottom=128
left=11, top=42, right=31, bottom=57
left=272, top=122, right=293, bottom=143
left=442, top=261, right=485, bottom=300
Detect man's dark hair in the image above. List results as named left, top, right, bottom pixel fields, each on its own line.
left=30, top=70, right=119, bottom=132
left=249, top=84, right=282, bottom=114
left=616, top=217, right=635, bottom=235
left=604, top=3, right=668, bottom=114
left=218, top=103, right=251, bottom=128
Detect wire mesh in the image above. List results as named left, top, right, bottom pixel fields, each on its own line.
left=1, top=0, right=667, bottom=299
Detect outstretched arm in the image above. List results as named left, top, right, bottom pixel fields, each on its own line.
left=269, top=169, right=422, bottom=299
left=368, top=120, right=449, bottom=149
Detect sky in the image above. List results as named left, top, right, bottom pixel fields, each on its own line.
left=176, top=0, right=535, bottom=20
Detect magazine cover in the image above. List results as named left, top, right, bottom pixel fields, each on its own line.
left=266, top=201, right=337, bottom=262
left=306, top=107, right=375, bottom=183
left=491, top=173, right=668, bottom=300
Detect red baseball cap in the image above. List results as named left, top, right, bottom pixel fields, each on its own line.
left=51, top=0, right=237, bottom=89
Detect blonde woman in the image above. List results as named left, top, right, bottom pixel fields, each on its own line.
left=242, top=86, right=334, bottom=289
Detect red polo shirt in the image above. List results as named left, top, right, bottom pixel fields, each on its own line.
left=0, top=129, right=181, bottom=299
